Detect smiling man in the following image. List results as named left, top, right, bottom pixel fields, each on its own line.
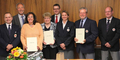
left=0, top=12, right=20, bottom=60
left=98, top=6, right=120, bottom=60
left=51, top=4, right=62, bottom=23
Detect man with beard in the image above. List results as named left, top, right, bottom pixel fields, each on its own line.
left=74, top=7, right=98, bottom=59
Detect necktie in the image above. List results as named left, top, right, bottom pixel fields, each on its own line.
left=55, top=16, right=58, bottom=23
left=80, top=20, right=83, bottom=28
left=8, top=25, right=11, bottom=36
left=21, top=16, right=24, bottom=24
left=106, top=20, right=110, bottom=32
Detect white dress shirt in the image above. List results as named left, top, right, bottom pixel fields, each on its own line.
left=55, top=13, right=60, bottom=22
left=18, top=14, right=25, bottom=27
left=6, top=23, right=12, bottom=29
left=106, top=16, right=113, bottom=24
left=62, top=20, right=68, bottom=29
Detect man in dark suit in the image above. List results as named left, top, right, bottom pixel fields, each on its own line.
left=74, top=7, right=98, bottom=59
left=12, top=3, right=25, bottom=49
left=0, top=12, right=20, bottom=60
left=51, top=4, right=62, bottom=23
left=98, top=7, right=120, bottom=60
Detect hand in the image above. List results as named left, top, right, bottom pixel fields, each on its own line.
left=62, top=47, right=66, bottom=50
left=6, top=44, right=13, bottom=51
left=60, top=43, right=65, bottom=48
left=24, top=47, right=27, bottom=51
left=105, top=42, right=111, bottom=48
left=74, top=37, right=78, bottom=42
left=43, top=41, right=47, bottom=45
left=37, top=46, right=40, bottom=50
left=80, top=39, right=86, bottom=44
left=49, top=40, right=55, bottom=45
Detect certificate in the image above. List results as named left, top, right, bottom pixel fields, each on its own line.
left=44, top=30, right=54, bottom=45
left=76, top=28, right=85, bottom=43
left=27, top=37, right=37, bottom=52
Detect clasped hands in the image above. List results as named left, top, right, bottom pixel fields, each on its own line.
left=6, top=44, right=13, bottom=51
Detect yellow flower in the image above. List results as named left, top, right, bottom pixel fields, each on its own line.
left=14, top=52, right=20, bottom=57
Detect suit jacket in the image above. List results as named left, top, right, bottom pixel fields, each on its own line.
left=12, top=14, right=25, bottom=49
left=12, top=14, right=26, bottom=28
left=98, top=17, right=120, bottom=51
left=75, top=18, right=98, bottom=53
left=0, top=24, right=20, bottom=57
left=51, top=14, right=62, bottom=23
left=55, top=20, right=75, bottom=51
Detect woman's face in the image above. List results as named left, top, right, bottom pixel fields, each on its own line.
left=27, top=14, right=34, bottom=24
left=62, top=12, right=69, bottom=21
left=44, top=16, right=51, bottom=24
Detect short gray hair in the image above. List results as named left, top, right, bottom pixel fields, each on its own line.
left=16, top=3, right=25, bottom=9
left=79, top=7, right=88, bottom=13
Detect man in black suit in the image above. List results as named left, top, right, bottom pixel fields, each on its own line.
left=0, top=12, right=20, bottom=60
left=51, top=4, right=62, bottom=23
left=98, top=7, right=120, bottom=60
left=74, top=7, right=98, bottom=59
left=12, top=3, right=25, bottom=49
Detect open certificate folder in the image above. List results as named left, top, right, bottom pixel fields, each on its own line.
left=27, top=37, right=37, bottom=52
left=44, top=30, right=54, bottom=45
left=76, top=28, right=85, bottom=43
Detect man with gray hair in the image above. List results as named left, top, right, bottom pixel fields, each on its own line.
left=12, top=3, right=25, bottom=49
left=74, top=7, right=98, bottom=59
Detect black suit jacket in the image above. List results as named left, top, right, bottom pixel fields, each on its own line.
left=0, top=24, right=20, bottom=57
left=55, top=20, right=75, bottom=51
left=98, top=17, right=120, bottom=51
left=51, top=14, right=62, bottom=23
left=75, top=18, right=98, bottom=53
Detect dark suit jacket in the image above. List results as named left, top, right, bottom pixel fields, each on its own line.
left=12, top=14, right=25, bottom=49
left=51, top=14, right=62, bottom=23
left=55, top=20, right=75, bottom=51
left=75, top=18, right=98, bottom=53
left=98, top=17, right=120, bottom=51
left=0, top=24, right=20, bottom=57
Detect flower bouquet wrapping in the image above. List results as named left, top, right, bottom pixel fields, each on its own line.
left=7, top=47, right=27, bottom=60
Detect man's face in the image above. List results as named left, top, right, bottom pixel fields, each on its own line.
left=17, top=4, right=25, bottom=15
left=53, top=6, right=61, bottom=15
left=4, top=13, right=13, bottom=24
left=105, top=7, right=113, bottom=18
left=79, top=9, right=87, bottom=20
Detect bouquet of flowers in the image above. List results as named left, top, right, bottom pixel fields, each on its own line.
left=7, top=47, right=27, bottom=60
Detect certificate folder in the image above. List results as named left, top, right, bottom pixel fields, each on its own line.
left=44, top=30, right=54, bottom=45
left=27, top=37, right=37, bottom=52
left=76, top=28, right=85, bottom=43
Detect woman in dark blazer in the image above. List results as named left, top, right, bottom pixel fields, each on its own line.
left=55, top=11, right=75, bottom=59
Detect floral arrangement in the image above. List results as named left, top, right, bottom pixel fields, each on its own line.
left=7, top=47, right=27, bottom=60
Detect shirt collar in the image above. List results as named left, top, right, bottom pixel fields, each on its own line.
left=55, top=13, right=60, bottom=17
left=62, top=20, right=68, bottom=24
left=81, top=17, right=87, bottom=22
left=106, top=16, right=113, bottom=21
left=18, top=14, right=25, bottom=17
left=6, top=23, right=12, bottom=26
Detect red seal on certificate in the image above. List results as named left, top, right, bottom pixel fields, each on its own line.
left=112, top=28, right=115, bottom=31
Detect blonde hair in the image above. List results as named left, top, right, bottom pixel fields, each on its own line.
left=43, top=12, right=51, bottom=18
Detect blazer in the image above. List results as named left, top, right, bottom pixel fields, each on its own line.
left=0, top=24, right=20, bottom=57
left=41, top=22, right=57, bottom=48
left=55, top=20, right=75, bottom=51
left=98, top=17, right=120, bottom=51
left=12, top=14, right=25, bottom=49
left=12, top=14, right=26, bottom=28
left=75, top=18, right=98, bottom=53
left=51, top=14, right=62, bottom=23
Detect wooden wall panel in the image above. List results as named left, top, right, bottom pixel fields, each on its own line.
left=0, top=0, right=120, bottom=45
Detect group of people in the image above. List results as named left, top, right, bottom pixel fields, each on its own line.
left=0, top=3, right=119, bottom=60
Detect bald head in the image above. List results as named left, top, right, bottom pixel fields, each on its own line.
left=105, top=7, right=113, bottom=19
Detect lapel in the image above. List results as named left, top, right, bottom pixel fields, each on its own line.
left=63, top=21, right=69, bottom=32
left=107, top=17, right=115, bottom=33
left=3, top=24, right=10, bottom=38
left=77, top=20, right=80, bottom=28
left=16, top=14, right=21, bottom=27
left=10, top=24, right=15, bottom=38
left=83, top=18, right=89, bottom=28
